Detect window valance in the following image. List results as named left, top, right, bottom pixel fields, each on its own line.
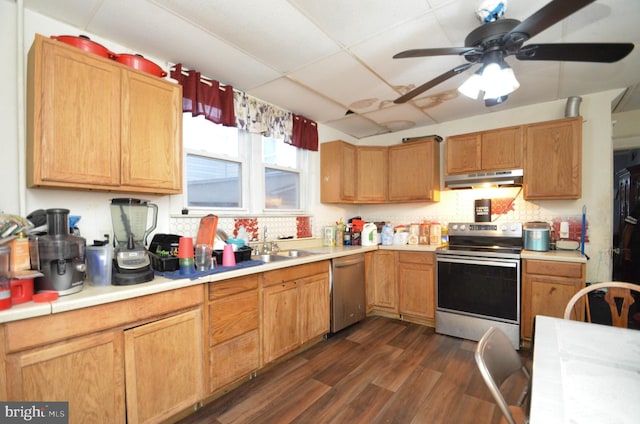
left=170, top=64, right=236, bottom=127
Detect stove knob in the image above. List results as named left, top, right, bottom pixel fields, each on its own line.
left=451, top=224, right=458, bottom=231
left=459, top=224, right=466, bottom=231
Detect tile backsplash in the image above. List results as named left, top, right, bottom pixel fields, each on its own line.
left=169, top=215, right=313, bottom=241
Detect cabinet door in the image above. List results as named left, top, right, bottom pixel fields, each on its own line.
left=320, top=141, right=356, bottom=203
left=446, top=133, right=481, bottom=174
left=481, top=126, right=523, bottom=171
left=524, top=117, right=582, bottom=199
left=28, top=36, right=121, bottom=188
left=299, top=273, right=330, bottom=342
left=262, top=281, right=299, bottom=364
left=389, top=139, right=440, bottom=202
left=124, top=308, right=204, bottom=424
left=369, top=251, right=397, bottom=311
left=121, top=71, right=182, bottom=193
left=6, top=332, right=125, bottom=424
left=357, top=146, right=388, bottom=202
left=521, top=260, right=585, bottom=341
left=397, top=253, right=435, bottom=320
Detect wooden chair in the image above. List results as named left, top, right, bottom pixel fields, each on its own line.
left=563, top=281, right=640, bottom=327
left=475, top=327, right=530, bottom=424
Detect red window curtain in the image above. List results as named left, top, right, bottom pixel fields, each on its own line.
left=170, top=63, right=236, bottom=127
left=291, top=114, right=318, bottom=152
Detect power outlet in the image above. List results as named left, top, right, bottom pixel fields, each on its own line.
left=560, top=221, right=569, bottom=239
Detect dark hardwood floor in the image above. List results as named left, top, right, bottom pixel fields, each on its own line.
left=177, top=316, right=530, bottom=424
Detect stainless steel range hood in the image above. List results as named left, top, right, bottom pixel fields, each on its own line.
left=444, top=169, right=523, bottom=189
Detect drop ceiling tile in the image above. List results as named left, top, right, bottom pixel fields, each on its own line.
left=86, top=0, right=281, bottom=90
left=350, top=12, right=459, bottom=86
left=247, top=77, right=346, bottom=123
left=152, top=0, right=340, bottom=72
left=289, top=51, right=399, bottom=110
left=24, top=0, right=102, bottom=28
left=361, top=103, right=435, bottom=130
left=289, top=0, right=433, bottom=46
left=324, top=114, right=388, bottom=139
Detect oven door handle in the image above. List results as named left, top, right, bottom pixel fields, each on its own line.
left=436, top=257, right=518, bottom=268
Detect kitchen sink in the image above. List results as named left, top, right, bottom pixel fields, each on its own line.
left=251, top=254, right=293, bottom=263
left=277, top=249, right=322, bottom=258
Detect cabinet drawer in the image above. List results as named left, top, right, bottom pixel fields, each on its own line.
left=263, top=261, right=329, bottom=287
left=209, top=274, right=258, bottom=300
left=209, top=290, right=258, bottom=345
left=210, top=329, right=259, bottom=391
left=525, top=260, right=584, bottom=278
left=397, top=251, right=434, bottom=265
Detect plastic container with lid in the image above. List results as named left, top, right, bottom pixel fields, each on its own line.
left=381, top=224, right=394, bottom=246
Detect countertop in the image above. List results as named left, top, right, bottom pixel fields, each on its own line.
left=521, top=249, right=587, bottom=263
left=0, top=244, right=376, bottom=324
left=0, top=243, right=586, bottom=324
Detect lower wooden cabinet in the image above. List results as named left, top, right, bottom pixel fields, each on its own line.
left=5, top=332, right=126, bottom=423
left=262, top=261, right=330, bottom=364
left=124, top=308, right=204, bottom=424
left=208, top=275, right=259, bottom=393
left=368, top=250, right=398, bottom=313
left=397, top=251, right=436, bottom=324
left=263, top=280, right=300, bottom=364
left=1, top=285, right=204, bottom=424
left=521, top=259, right=585, bottom=341
left=367, top=250, right=436, bottom=325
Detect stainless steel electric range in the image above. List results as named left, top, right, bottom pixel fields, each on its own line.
left=435, top=222, right=523, bottom=349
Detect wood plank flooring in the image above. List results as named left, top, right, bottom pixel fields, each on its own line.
left=177, top=316, right=530, bottom=424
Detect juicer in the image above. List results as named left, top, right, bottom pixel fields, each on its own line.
left=31, top=208, right=86, bottom=295
left=110, top=198, right=157, bottom=285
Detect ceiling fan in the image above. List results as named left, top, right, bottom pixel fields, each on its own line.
left=393, top=0, right=634, bottom=106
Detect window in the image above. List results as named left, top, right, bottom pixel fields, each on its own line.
left=184, top=116, right=242, bottom=209
left=180, top=117, right=306, bottom=214
left=263, top=137, right=301, bottom=210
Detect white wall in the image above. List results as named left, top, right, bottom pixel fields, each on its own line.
left=0, top=2, right=624, bottom=282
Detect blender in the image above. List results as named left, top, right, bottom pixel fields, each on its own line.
left=110, top=198, right=158, bottom=285
left=31, top=208, right=86, bottom=295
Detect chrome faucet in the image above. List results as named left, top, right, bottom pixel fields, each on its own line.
left=262, top=226, right=270, bottom=253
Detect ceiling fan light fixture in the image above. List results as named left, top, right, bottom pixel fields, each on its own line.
left=458, top=70, right=483, bottom=99
left=483, top=65, right=520, bottom=99
left=459, top=60, right=520, bottom=101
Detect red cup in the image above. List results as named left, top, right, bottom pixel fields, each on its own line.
left=178, top=237, right=194, bottom=259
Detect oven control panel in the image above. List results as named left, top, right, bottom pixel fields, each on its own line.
left=448, top=222, right=522, bottom=237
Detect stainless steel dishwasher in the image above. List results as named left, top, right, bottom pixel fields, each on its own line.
left=330, top=254, right=366, bottom=333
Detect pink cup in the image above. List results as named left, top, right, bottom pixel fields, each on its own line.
left=222, top=244, right=236, bottom=267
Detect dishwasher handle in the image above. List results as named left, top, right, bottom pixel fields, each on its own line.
left=332, top=255, right=365, bottom=268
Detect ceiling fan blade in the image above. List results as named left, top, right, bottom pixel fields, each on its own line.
left=394, top=63, right=473, bottom=104
left=393, top=47, right=476, bottom=59
left=516, top=43, right=634, bottom=63
left=503, top=0, right=596, bottom=46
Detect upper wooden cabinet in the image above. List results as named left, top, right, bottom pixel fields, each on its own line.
left=388, top=138, right=440, bottom=202
left=27, top=34, right=182, bottom=194
left=321, top=138, right=440, bottom=204
left=446, top=126, right=523, bottom=175
left=356, top=146, right=388, bottom=202
left=523, top=117, right=582, bottom=200
left=320, top=140, right=357, bottom=203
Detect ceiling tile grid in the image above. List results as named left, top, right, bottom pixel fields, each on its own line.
left=21, top=0, right=640, bottom=138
